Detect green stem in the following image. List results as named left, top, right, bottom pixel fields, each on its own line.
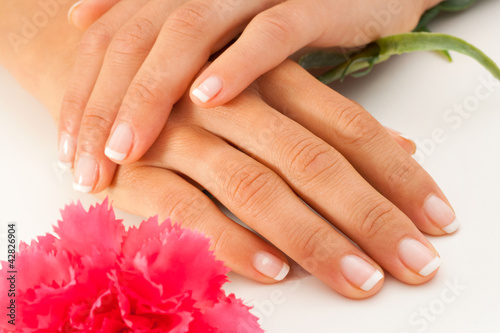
left=376, top=33, right=500, bottom=80
left=318, top=32, right=500, bottom=85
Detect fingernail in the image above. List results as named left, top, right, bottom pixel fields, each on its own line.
left=73, top=155, right=98, bottom=193
left=423, top=195, right=459, bottom=233
left=252, top=251, right=290, bottom=281
left=192, top=76, right=223, bottom=103
left=105, top=123, right=134, bottom=161
left=58, top=132, right=76, bottom=170
left=399, top=238, right=441, bottom=276
left=386, top=127, right=417, bottom=154
left=340, top=255, right=383, bottom=291
left=68, top=1, right=83, bottom=25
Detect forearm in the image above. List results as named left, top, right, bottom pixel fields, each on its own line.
left=0, top=0, right=82, bottom=119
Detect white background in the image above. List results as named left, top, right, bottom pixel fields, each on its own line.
left=1, top=1, right=499, bottom=332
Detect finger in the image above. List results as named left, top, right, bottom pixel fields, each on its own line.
left=68, top=0, right=122, bottom=30
left=102, top=164, right=290, bottom=283
left=189, top=0, right=323, bottom=107
left=143, top=124, right=385, bottom=298
left=110, top=0, right=279, bottom=166
left=73, top=0, right=177, bottom=193
left=58, top=0, right=146, bottom=172
left=258, top=60, right=458, bottom=236
left=178, top=84, right=441, bottom=285
left=385, top=127, right=416, bottom=155
left=189, top=0, right=436, bottom=108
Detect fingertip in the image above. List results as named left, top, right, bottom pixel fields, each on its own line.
left=104, top=147, right=127, bottom=162
left=190, top=75, right=224, bottom=106
left=398, top=238, right=441, bottom=284
left=68, top=1, right=85, bottom=30
left=105, top=123, right=134, bottom=163
left=339, top=255, right=385, bottom=297
left=252, top=250, right=291, bottom=282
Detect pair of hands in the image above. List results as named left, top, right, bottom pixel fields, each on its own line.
left=3, top=0, right=459, bottom=299
left=58, top=0, right=441, bottom=192
left=103, top=60, right=458, bottom=298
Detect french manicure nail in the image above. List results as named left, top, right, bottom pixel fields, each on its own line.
left=192, top=76, right=223, bottom=103
left=68, top=1, right=83, bottom=25
left=423, top=195, right=459, bottom=233
left=105, top=123, right=134, bottom=161
left=340, top=255, right=383, bottom=291
left=399, top=238, right=441, bottom=276
left=385, top=127, right=417, bottom=154
left=58, top=132, right=76, bottom=170
left=252, top=251, right=290, bottom=281
left=73, top=155, right=98, bottom=193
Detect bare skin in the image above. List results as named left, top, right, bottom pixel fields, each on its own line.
left=0, top=0, right=456, bottom=299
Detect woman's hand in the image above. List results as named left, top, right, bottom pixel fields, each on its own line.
left=59, top=0, right=442, bottom=193
left=2, top=0, right=457, bottom=299
left=102, top=60, right=458, bottom=299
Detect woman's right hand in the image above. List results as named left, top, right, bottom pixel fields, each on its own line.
left=102, top=60, right=458, bottom=298
left=59, top=0, right=442, bottom=194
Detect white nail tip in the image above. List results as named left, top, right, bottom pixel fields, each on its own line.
left=360, top=270, right=384, bottom=291
left=419, top=257, right=441, bottom=276
left=274, top=262, right=290, bottom=281
left=58, top=160, right=72, bottom=170
left=67, top=1, right=83, bottom=23
left=73, top=183, right=92, bottom=193
left=443, top=219, right=460, bottom=233
left=105, top=147, right=127, bottom=161
left=192, top=88, right=210, bottom=103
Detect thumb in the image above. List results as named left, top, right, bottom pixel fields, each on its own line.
left=68, top=0, right=121, bottom=30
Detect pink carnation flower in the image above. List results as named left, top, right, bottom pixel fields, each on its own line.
left=0, top=199, right=262, bottom=333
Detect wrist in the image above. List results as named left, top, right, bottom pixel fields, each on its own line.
left=423, top=0, right=443, bottom=10
left=0, top=0, right=82, bottom=118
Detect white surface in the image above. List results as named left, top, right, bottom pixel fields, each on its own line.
left=1, top=2, right=500, bottom=332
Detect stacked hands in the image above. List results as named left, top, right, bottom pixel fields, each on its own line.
left=6, top=0, right=460, bottom=299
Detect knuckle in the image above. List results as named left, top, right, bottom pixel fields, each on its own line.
left=255, top=11, right=295, bottom=45
left=79, top=21, right=113, bottom=56
left=79, top=106, right=115, bottom=151
left=128, top=75, right=164, bottom=107
left=334, top=103, right=380, bottom=146
left=159, top=190, right=208, bottom=227
left=210, top=225, right=235, bottom=255
left=165, top=1, right=211, bottom=39
left=285, top=135, right=337, bottom=185
left=355, top=199, right=395, bottom=239
left=386, top=158, right=419, bottom=188
left=61, top=89, right=87, bottom=126
left=224, top=163, right=277, bottom=212
left=109, top=18, right=157, bottom=60
left=290, top=224, right=328, bottom=262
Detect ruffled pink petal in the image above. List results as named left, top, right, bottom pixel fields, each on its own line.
left=54, top=199, right=125, bottom=256
left=17, top=240, right=72, bottom=291
left=145, top=224, right=229, bottom=307
left=0, top=200, right=262, bottom=332
left=202, top=294, right=263, bottom=333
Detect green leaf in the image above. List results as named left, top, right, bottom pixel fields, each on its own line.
left=414, top=0, right=477, bottom=32
left=414, top=7, right=441, bottom=32
left=299, top=50, right=351, bottom=70
left=438, top=0, right=478, bottom=11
